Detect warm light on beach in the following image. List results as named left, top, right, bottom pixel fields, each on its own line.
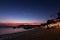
left=0, top=0, right=60, bottom=40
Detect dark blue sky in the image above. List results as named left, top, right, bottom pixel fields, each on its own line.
left=0, top=0, right=60, bottom=23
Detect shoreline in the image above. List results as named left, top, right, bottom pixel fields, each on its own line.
left=0, top=28, right=60, bottom=40
left=0, top=28, right=38, bottom=39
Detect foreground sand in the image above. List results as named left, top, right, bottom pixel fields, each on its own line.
left=0, top=28, right=60, bottom=40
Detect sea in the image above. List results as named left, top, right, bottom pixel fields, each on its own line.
left=0, top=27, right=36, bottom=35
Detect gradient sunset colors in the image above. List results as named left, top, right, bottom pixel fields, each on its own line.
left=0, top=0, right=60, bottom=24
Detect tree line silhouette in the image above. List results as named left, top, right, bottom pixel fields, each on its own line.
left=0, top=12, right=60, bottom=29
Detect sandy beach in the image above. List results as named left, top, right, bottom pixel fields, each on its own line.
left=0, top=28, right=60, bottom=40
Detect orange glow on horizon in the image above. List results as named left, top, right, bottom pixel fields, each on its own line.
left=0, top=22, right=41, bottom=26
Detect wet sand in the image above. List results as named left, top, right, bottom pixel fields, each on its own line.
left=0, top=28, right=60, bottom=40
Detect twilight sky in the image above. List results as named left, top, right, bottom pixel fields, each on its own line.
left=0, top=0, right=60, bottom=23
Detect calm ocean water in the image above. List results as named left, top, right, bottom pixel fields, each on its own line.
left=0, top=27, right=37, bottom=35
left=0, top=27, right=34, bottom=35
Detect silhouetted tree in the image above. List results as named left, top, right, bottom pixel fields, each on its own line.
left=57, top=12, right=60, bottom=20
left=56, top=12, right=60, bottom=22
left=46, top=19, right=56, bottom=29
left=47, top=19, right=55, bottom=24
